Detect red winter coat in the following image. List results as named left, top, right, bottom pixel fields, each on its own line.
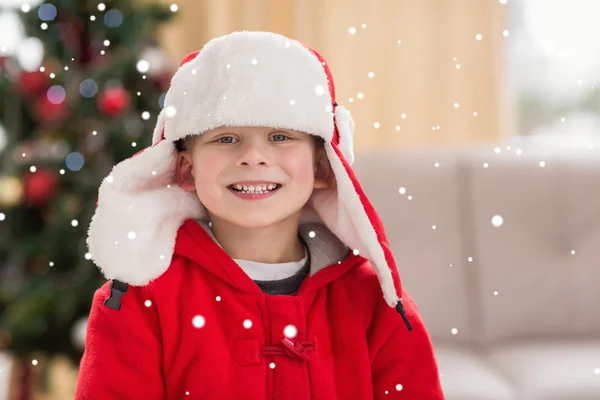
left=75, top=219, right=444, bottom=399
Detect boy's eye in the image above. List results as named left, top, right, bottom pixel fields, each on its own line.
left=216, top=136, right=238, bottom=144
left=215, top=133, right=290, bottom=144
left=270, top=133, right=290, bottom=142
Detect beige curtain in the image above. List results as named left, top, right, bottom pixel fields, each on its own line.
left=156, top=0, right=513, bottom=150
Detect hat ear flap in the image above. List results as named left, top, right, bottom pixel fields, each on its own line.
left=334, top=105, right=355, bottom=165
left=152, top=109, right=167, bottom=145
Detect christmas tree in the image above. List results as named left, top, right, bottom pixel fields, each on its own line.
left=0, top=0, right=176, bottom=366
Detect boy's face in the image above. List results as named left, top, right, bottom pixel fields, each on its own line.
left=175, top=126, right=331, bottom=228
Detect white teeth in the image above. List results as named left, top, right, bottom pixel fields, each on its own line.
left=233, top=183, right=278, bottom=189
left=230, top=183, right=280, bottom=193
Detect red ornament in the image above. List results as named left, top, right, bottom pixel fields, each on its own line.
left=97, top=86, right=131, bottom=117
left=23, top=168, right=59, bottom=207
left=17, top=71, right=50, bottom=98
left=33, top=95, right=70, bottom=127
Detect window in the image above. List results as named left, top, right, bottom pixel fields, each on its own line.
left=508, top=0, right=600, bottom=137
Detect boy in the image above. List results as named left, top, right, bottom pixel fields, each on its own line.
left=76, top=31, right=445, bottom=399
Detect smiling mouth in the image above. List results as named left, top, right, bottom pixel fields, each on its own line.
left=227, top=183, right=283, bottom=195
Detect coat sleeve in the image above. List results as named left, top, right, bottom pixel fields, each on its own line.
left=75, top=280, right=165, bottom=399
left=370, top=290, right=445, bottom=399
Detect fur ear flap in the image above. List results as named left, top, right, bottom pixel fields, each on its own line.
left=152, top=109, right=166, bottom=145
left=334, top=105, right=355, bottom=166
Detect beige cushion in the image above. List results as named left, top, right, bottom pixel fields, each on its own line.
left=466, top=138, right=600, bottom=343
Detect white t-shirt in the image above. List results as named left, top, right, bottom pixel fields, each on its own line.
left=232, top=246, right=308, bottom=281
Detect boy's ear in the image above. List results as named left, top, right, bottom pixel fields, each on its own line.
left=313, top=147, right=333, bottom=189
left=175, top=151, right=196, bottom=192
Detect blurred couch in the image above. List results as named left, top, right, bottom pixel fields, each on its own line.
left=354, top=135, right=600, bottom=399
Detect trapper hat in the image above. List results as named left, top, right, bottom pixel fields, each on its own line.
left=87, top=31, right=412, bottom=330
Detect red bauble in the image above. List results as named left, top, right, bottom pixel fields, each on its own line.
left=17, top=71, right=50, bottom=98
left=33, top=95, right=70, bottom=127
left=23, top=168, right=59, bottom=207
left=97, top=87, right=131, bottom=117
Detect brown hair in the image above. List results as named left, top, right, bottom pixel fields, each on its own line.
left=174, top=135, right=198, bottom=152
left=311, top=134, right=325, bottom=149
left=174, top=137, right=188, bottom=152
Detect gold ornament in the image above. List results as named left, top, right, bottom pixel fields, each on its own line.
left=0, top=175, right=24, bottom=208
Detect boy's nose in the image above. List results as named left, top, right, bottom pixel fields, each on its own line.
left=236, top=142, right=272, bottom=166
